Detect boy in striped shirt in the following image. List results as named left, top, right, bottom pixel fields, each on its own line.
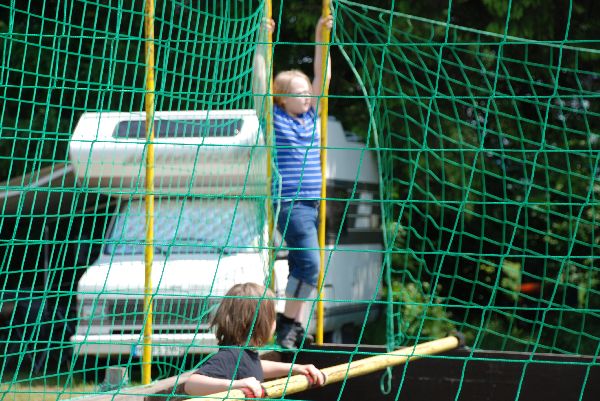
left=255, top=14, right=333, bottom=349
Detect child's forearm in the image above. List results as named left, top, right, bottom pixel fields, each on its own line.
left=184, top=375, right=238, bottom=396
left=261, top=360, right=324, bottom=387
left=253, top=48, right=268, bottom=112
left=253, top=21, right=273, bottom=113
left=313, top=48, right=331, bottom=87
left=261, top=360, right=294, bottom=379
left=313, top=18, right=332, bottom=101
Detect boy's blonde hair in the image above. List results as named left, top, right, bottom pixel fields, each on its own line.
left=212, top=282, right=276, bottom=346
left=273, top=69, right=312, bottom=107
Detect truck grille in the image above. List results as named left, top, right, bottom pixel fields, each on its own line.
left=79, top=297, right=217, bottom=332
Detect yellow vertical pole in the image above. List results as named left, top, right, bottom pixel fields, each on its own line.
left=265, top=0, right=275, bottom=288
left=142, top=0, right=155, bottom=385
left=316, top=2, right=331, bottom=345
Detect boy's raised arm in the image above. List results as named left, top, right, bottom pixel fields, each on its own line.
left=253, top=18, right=275, bottom=115
left=312, top=15, right=333, bottom=110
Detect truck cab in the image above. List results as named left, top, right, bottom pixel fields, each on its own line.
left=69, top=110, right=382, bottom=357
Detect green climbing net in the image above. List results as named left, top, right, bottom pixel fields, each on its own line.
left=333, top=1, right=599, bottom=354
left=0, top=0, right=598, bottom=399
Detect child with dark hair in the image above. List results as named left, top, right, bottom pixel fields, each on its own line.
left=184, top=283, right=325, bottom=397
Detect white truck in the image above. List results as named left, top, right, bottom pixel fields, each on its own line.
left=68, top=110, right=382, bottom=357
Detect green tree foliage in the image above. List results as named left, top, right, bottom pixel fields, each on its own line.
left=329, top=0, right=599, bottom=350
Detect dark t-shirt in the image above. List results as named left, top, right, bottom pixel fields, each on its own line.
left=195, top=348, right=264, bottom=382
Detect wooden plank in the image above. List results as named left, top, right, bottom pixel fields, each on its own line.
left=192, top=337, right=461, bottom=401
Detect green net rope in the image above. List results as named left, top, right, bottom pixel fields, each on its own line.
left=334, top=0, right=599, bottom=355
left=1, top=0, right=599, bottom=399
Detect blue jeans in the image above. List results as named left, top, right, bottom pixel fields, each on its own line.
left=276, top=201, right=320, bottom=297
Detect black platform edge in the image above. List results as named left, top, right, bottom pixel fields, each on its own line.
left=282, top=343, right=599, bottom=401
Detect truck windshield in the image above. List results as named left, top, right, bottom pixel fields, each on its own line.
left=112, top=118, right=242, bottom=138
left=105, top=198, right=264, bottom=256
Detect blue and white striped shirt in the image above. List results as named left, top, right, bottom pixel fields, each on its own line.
left=272, top=104, right=322, bottom=201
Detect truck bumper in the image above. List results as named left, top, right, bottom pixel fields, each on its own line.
left=70, top=332, right=218, bottom=357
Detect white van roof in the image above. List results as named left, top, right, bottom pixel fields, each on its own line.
left=69, top=110, right=379, bottom=196
left=69, top=110, right=266, bottom=195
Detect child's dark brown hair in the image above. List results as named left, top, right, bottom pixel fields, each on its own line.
left=212, top=282, right=276, bottom=346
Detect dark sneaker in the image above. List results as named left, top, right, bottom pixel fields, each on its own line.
left=276, top=315, right=298, bottom=350
left=294, top=322, right=314, bottom=348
